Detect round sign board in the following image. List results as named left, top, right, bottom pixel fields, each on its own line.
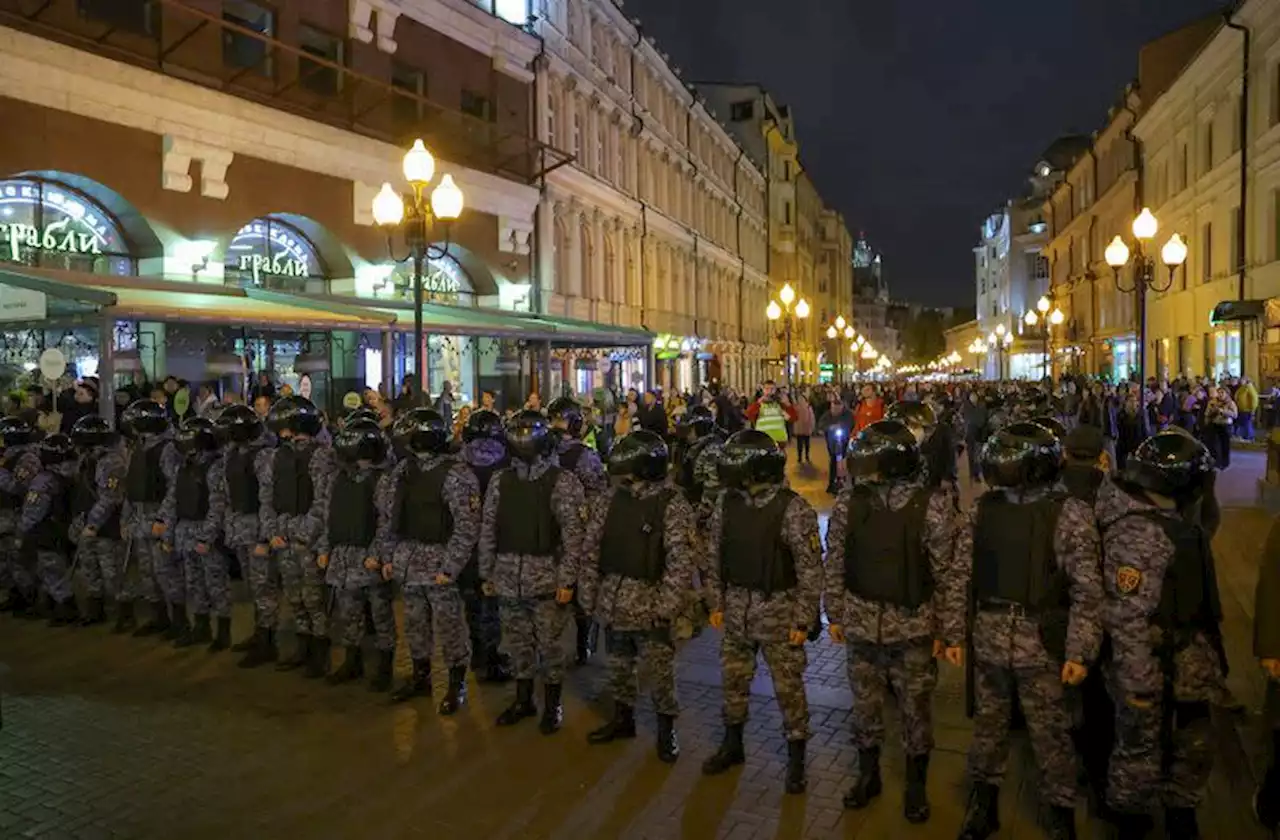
left=299, top=374, right=313, bottom=399
left=172, top=386, right=190, bottom=417
left=342, top=391, right=361, bottom=410
left=38, top=348, right=66, bottom=381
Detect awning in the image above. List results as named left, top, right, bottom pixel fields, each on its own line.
left=1210, top=299, right=1268, bottom=324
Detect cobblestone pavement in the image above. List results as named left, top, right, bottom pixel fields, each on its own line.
left=0, top=442, right=1273, bottom=840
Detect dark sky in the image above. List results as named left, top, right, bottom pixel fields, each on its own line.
left=629, top=0, right=1227, bottom=307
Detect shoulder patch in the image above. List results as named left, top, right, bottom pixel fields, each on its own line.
left=1115, top=565, right=1142, bottom=595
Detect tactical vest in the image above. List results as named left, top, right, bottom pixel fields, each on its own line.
left=31, top=474, right=70, bottom=551
left=599, top=488, right=673, bottom=583
left=327, top=469, right=377, bottom=547
left=395, top=459, right=454, bottom=544
left=272, top=445, right=315, bottom=516
left=125, top=443, right=166, bottom=504
left=71, top=453, right=120, bottom=539
left=225, top=447, right=260, bottom=516
left=495, top=467, right=561, bottom=556
left=1061, top=465, right=1103, bottom=505
left=1125, top=509, right=1224, bottom=654
left=720, top=488, right=798, bottom=595
left=843, top=485, right=934, bottom=608
left=0, top=450, right=25, bottom=509
left=175, top=460, right=210, bottom=521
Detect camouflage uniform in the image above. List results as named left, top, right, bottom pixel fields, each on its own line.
left=705, top=486, right=823, bottom=741
left=122, top=435, right=180, bottom=609
left=0, top=444, right=43, bottom=598
left=956, top=486, right=1104, bottom=807
left=17, top=462, right=78, bottom=605
left=478, top=456, right=585, bottom=684
left=219, top=441, right=270, bottom=627
left=377, top=454, right=481, bottom=667
left=68, top=442, right=127, bottom=602
left=260, top=439, right=334, bottom=640
left=579, top=482, right=697, bottom=715
left=316, top=460, right=394, bottom=652
left=823, top=479, right=961, bottom=759
left=1097, top=480, right=1225, bottom=813
left=158, top=452, right=230, bottom=619
left=458, top=437, right=508, bottom=667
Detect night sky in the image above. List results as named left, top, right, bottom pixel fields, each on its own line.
left=629, top=0, right=1228, bottom=307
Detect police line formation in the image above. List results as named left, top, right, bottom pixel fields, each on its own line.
left=0, top=392, right=1229, bottom=840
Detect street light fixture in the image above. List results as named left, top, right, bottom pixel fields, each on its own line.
left=1105, top=207, right=1187, bottom=382
left=371, top=138, right=465, bottom=395
left=766, top=282, right=809, bottom=390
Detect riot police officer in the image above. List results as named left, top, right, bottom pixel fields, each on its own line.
left=68, top=415, right=127, bottom=628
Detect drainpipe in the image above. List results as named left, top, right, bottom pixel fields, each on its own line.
left=1225, top=8, right=1250, bottom=302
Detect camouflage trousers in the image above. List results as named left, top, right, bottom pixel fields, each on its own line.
left=1107, top=688, right=1215, bottom=811
left=182, top=547, right=232, bottom=618
left=403, top=583, right=471, bottom=668
left=967, top=657, right=1078, bottom=807
left=847, top=639, right=938, bottom=757
left=243, top=547, right=281, bottom=630
left=499, top=597, right=570, bottom=685
left=337, top=583, right=395, bottom=651
left=36, top=549, right=73, bottom=603
left=721, top=634, right=809, bottom=741
left=77, top=536, right=124, bottom=601
left=604, top=628, right=678, bottom=716
left=278, top=544, right=327, bottom=638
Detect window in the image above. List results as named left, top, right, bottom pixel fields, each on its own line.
left=77, top=0, right=157, bottom=35
left=461, top=90, right=491, bottom=121
left=1230, top=206, right=1243, bottom=271
left=298, top=24, right=342, bottom=95
left=1201, top=221, right=1213, bottom=281
left=222, top=1, right=274, bottom=76
left=391, top=63, right=426, bottom=125
left=730, top=100, right=754, bottom=121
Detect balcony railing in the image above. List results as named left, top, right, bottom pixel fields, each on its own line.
left=0, top=0, right=573, bottom=184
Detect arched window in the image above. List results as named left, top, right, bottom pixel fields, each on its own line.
left=0, top=177, right=134, bottom=275
left=225, top=216, right=325, bottom=291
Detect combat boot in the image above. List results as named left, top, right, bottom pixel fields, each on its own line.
left=237, top=628, right=277, bottom=668
left=496, top=678, right=537, bottom=726
left=1164, top=807, right=1200, bottom=840
left=391, top=658, right=431, bottom=702
left=305, top=636, right=331, bottom=679
left=327, top=645, right=364, bottom=685
left=276, top=633, right=311, bottom=671
left=655, top=713, right=680, bottom=764
left=701, top=723, right=745, bottom=775
left=539, top=683, right=564, bottom=734
left=438, top=665, right=468, bottom=715
left=112, top=600, right=136, bottom=634
left=903, top=753, right=931, bottom=823
left=574, top=617, right=594, bottom=665
left=49, top=599, right=80, bottom=627
left=843, top=747, right=883, bottom=810
left=368, top=649, right=394, bottom=693
left=784, top=739, right=807, bottom=795
left=1044, top=805, right=1077, bottom=840
left=77, top=596, right=106, bottom=627
left=208, top=617, right=232, bottom=652
left=190, top=613, right=213, bottom=644
left=131, top=602, right=170, bottom=637
left=163, top=603, right=187, bottom=641
left=957, top=782, right=1000, bottom=840
left=587, top=703, right=636, bottom=744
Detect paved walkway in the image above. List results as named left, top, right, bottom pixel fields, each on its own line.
left=0, top=443, right=1274, bottom=840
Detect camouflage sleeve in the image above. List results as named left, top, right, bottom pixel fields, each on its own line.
left=255, top=448, right=277, bottom=543
left=577, top=492, right=611, bottom=611
left=552, top=471, right=587, bottom=590
left=659, top=491, right=697, bottom=622
left=954, top=505, right=977, bottom=644
left=312, top=470, right=334, bottom=558
left=925, top=489, right=963, bottom=646
left=477, top=469, right=504, bottom=581
left=823, top=491, right=850, bottom=627
left=157, top=460, right=178, bottom=533
left=200, top=458, right=226, bottom=546
left=87, top=449, right=126, bottom=532
left=0, top=451, right=38, bottom=494
left=1104, top=519, right=1166, bottom=697
left=783, top=495, right=823, bottom=631
left=441, top=465, right=481, bottom=580
left=1057, top=497, right=1104, bottom=664
left=373, top=461, right=403, bottom=557
left=704, top=493, right=725, bottom=614
left=17, top=472, right=56, bottom=536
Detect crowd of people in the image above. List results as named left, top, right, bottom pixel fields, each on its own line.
left=1, top=368, right=1278, bottom=840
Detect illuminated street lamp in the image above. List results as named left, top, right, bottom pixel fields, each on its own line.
left=767, top=282, right=810, bottom=389
left=1105, top=207, right=1188, bottom=381
left=372, top=138, right=465, bottom=394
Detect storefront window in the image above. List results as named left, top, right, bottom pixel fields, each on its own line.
left=0, top=178, right=133, bottom=275
left=225, top=218, right=325, bottom=292
left=428, top=335, right=474, bottom=406
left=1213, top=328, right=1242, bottom=378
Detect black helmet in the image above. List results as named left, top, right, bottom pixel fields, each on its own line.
left=1030, top=414, right=1067, bottom=441
left=120, top=399, right=168, bottom=438
left=342, top=407, right=381, bottom=428
left=38, top=433, right=76, bottom=466
left=463, top=409, right=504, bottom=444
left=847, top=420, right=921, bottom=481
left=334, top=418, right=386, bottom=463
left=505, top=409, right=553, bottom=462
left=717, top=429, right=786, bottom=489
left=677, top=404, right=716, bottom=442
left=393, top=408, right=450, bottom=456
left=607, top=430, right=669, bottom=481
left=266, top=395, right=322, bottom=437
left=215, top=403, right=262, bottom=444
left=70, top=414, right=115, bottom=449
left=1121, top=429, right=1215, bottom=502
left=980, top=421, right=1063, bottom=488
left=885, top=401, right=936, bottom=444
left=547, top=397, right=584, bottom=438
left=175, top=416, right=219, bottom=454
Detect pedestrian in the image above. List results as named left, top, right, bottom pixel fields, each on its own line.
left=581, top=431, right=696, bottom=762
left=67, top=415, right=126, bottom=627
left=381, top=408, right=481, bottom=713
left=17, top=434, right=80, bottom=624
left=825, top=420, right=962, bottom=823
left=215, top=405, right=274, bottom=660
left=119, top=400, right=181, bottom=637
left=701, top=430, right=822, bottom=795
left=0, top=415, right=46, bottom=615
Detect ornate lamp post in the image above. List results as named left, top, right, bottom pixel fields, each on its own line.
left=371, top=139, right=465, bottom=394
left=1104, top=207, right=1188, bottom=382
left=766, top=283, right=810, bottom=390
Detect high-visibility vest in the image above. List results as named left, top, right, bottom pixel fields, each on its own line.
left=754, top=401, right=788, bottom=443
